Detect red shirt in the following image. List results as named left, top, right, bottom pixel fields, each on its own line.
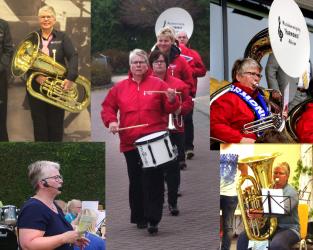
left=101, top=73, right=180, bottom=152
left=210, top=82, right=259, bottom=143
left=296, top=103, right=313, bottom=142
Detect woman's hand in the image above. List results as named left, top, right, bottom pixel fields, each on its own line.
left=166, top=88, right=176, bottom=103
left=35, top=75, right=48, bottom=85
left=74, top=236, right=90, bottom=249
left=61, top=230, right=81, bottom=244
left=63, top=79, right=74, bottom=90
left=109, top=122, right=119, bottom=134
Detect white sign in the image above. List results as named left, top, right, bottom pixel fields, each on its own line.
left=269, top=0, right=310, bottom=77
left=155, top=7, right=194, bottom=39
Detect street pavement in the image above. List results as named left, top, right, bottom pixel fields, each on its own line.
left=92, top=72, right=221, bottom=250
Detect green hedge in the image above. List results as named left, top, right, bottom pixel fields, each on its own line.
left=0, top=142, right=105, bottom=208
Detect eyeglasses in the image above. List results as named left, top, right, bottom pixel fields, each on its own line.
left=177, top=36, right=187, bottom=39
left=40, top=16, right=53, bottom=20
left=243, top=72, right=262, bottom=78
left=131, top=61, right=146, bottom=65
left=42, top=175, right=63, bottom=182
left=153, top=60, right=166, bottom=65
left=273, top=171, right=286, bottom=175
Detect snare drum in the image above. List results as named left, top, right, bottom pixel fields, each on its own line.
left=1, top=206, right=17, bottom=225
left=0, top=225, right=18, bottom=250
left=134, top=131, right=177, bottom=168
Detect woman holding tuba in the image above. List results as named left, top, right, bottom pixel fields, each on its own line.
left=210, top=58, right=272, bottom=143
left=26, top=5, right=78, bottom=141
left=237, top=162, right=300, bottom=250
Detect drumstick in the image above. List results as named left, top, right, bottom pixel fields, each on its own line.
left=117, top=124, right=149, bottom=131
left=144, top=90, right=181, bottom=95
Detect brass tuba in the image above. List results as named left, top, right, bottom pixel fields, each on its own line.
left=11, top=32, right=90, bottom=113
left=236, top=152, right=280, bottom=241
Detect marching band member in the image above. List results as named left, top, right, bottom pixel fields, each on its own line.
left=17, top=161, right=89, bottom=250
left=27, top=5, right=78, bottom=141
left=0, top=18, right=13, bottom=141
left=149, top=50, right=193, bottom=215
left=176, top=30, right=206, bottom=160
left=210, top=58, right=269, bottom=143
left=237, top=162, right=300, bottom=250
left=101, top=49, right=179, bottom=234
left=152, top=26, right=194, bottom=95
left=176, top=30, right=206, bottom=93
left=152, top=26, right=194, bottom=161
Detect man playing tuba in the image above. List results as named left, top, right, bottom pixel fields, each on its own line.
left=237, top=162, right=300, bottom=250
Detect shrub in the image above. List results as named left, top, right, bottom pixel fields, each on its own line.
left=91, top=60, right=112, bottom=86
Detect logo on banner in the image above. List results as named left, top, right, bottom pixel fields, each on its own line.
left=278, top=17, right=283, bottom=42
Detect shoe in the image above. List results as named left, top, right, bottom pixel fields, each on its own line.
left=136, top=222, right=147, bottom=229
left=186, top=150, right=194, bottom=160
left=179, top=161, right=187, bottom=170
left=147, top=222, right=158, bottom=235
left=169, top=204, right=179, bottom=216
left=177, top=187, right=182, bottom=197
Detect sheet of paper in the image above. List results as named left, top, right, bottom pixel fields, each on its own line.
left=82, top=201, right=99, bottom=211
left=262, top=188, right=284, bottom=215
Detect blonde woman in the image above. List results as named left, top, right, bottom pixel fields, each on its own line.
left=65, top=199, right=82, bottom=224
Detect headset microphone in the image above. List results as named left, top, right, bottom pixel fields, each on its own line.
left=43, top=180, right=49, bottom=187
left=42, top=180, right=62, bottom=191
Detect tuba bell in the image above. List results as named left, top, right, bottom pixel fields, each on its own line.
left=236, top=152, right=280, bottom=241
left=11, top=32, right=90, bottom=113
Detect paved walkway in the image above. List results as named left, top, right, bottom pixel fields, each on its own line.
left=92, top=72, right=221, bottom=249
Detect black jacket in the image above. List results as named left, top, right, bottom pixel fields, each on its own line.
left=37, top=29, right=78, bottom=81
left=0, top=19, right=13, bottom=73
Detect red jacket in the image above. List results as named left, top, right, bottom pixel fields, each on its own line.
left=210, top=82, right=259, bottom=143
left=161, top=73, right=193, bottom=133
left=152, top=45, right=194, bottom=96
left=179, top=44, right=206, bottom=90
left=169, top=55, right=195, bottom=96
left=101, top=73, right=180, bottom=152
left=296, top=103, right=313, bottom=142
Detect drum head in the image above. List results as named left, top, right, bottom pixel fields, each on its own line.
left=135, top=131, right=168, bottom=145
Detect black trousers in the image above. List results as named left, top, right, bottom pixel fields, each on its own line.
left=27, top=91, right=64, bottom=141
left=184, top=108, right=194, bottom=151
left=124, top=149, right=164, bottom=225
left=0, top=73, right=8, bottom=141
left=164, top=133, right=182, bottom=206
